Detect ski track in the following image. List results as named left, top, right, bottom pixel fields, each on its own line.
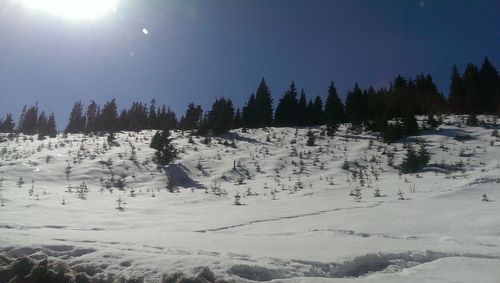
left=196, top=201, right=384, bottom=233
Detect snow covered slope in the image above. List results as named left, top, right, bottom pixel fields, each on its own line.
left=1, top=116, right=499, bottom=282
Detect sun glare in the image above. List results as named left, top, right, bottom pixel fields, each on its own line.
left=19, top=0, right=119, bottom=20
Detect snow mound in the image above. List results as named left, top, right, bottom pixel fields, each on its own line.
left=0, top=253, right=231, bottom=283
left=228, top=250, right=497, bottom=281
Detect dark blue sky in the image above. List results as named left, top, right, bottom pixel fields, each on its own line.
left=0, top=0, right=498, bottom=127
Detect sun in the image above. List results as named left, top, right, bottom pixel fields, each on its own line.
left=18, top=0, right=119, bottom=20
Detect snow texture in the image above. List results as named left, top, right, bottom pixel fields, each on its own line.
left=1, top=115, right=500, bottom=282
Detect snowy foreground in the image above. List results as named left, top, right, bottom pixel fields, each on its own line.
left=1, top=116, right=500, bottom=282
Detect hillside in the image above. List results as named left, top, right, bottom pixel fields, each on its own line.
left=1, top=116, right=500, bottom=282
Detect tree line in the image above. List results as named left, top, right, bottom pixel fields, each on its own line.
left=0, top=57, right=498, bottom=140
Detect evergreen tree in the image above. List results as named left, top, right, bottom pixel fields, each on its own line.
left=466, top=113, right=479, bottom=126
left=233, top=108, right=242, bottom=129
left=254, top=78, right=273, bottom=126
left=306, top=129, right=315, bottom=146
left=179, top=103, right=203, bottom=130
left=126, top=102, right=149, bottom=131
left=297, top=89, right=308, bottom=126
left=462, top=63, right=480, bottom=114
left=65, top=101, right=86, bottom=133
left=306, top=100, right=315, bottom=126
left=148, top=98, right=158, bottom=129
left=326, top=120, right=339, bottom=137
left=478, top=57, right=499, bottom=114
left=0, top=113, right=15, bottom=133
left=275, top=81, right=299, bottom=126
left=424, top=113, right=438, bottom=130
left=400, top=144, right=431, bottom=173
left=241, top=93, right=257, bottom=128
left=345, top=83, right=365, bottom=129
left=150, top=128, right=177, bottom=165
left=158, top=106, right=177, bottom=130
left=37, top=111, right=48, bottom=138
left=417, top=144, right=430, bottom=166
left=449, top=65, right=466, bottom=113
left=85, top=100, right=99, bottom=133
left=402, top=113, right=420, bottom=136
left=97, top=99, right=119, bottom=132
left=206, top=97, right=234, bottom=135
left=382, top=120, right=404, bottom=143
left=18, top=104, right=39, bottom=135
left=324, top=81, right=345, bottom=124
left=400, top=146, right=421, bottom=173
left=46, top=113, right=57, bottom=138
left=312, top=96, right=325, bottom=126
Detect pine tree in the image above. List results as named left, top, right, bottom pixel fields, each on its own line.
left=382, top=120, right=403, bottom=143
left=233, top=108, right=242, bottom=129
left=97, top=99, right=119, bottom=133
left=478, top=57, right=499, bottom=114
left=242, top=93, right=257, bottom=128
left=179, top=103, right=203, bottom=130
left=306, top=129, right=315, bottom=146
left=345, top=83, right=365, bottom=129
left=148, top=98, right=158, bottom=129
left=206, top=97, right=234, bottom=135
left=150, top=128, right=177, bottom=165
left=85, top=100, right=99, bottom=133
left=463, top=63, right=480, bottom=114
left=400, top=146, right=420, bottom=173
left=324, top=81, right=345, bottom=125
left=326, top=120, right=339, bottom=137
left=312, top=96, right=325, bottom=125
left=297, top=89, right=308, bottom=126
left=0, top=113, right=15, bottom=133
left=424, top=113, right=438, bottom=130
left=402, top=113, right=419, bottom=136
left=158, top=106, right=177, bottom=130
left=275, top=81, right=299, bottom=126
left=18, top=104, right=39, bottom=135
left=417, top=144, right=430, bottom=166
left=46, top=113, right=57, bottom=137
left=254, top=78, right=273, bottom=126
left=449, top=65, right=465, bottom=114
left=400, top=144, right=431, bottom=173
left=37, top=111, right=48, bottom=139
left=65, top=101, right=86, bottom=133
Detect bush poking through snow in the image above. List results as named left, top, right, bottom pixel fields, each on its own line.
left=482, top=193, right=489, bottom=202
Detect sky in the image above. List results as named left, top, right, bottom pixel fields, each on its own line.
left=0, top=0, right=499, bottom=128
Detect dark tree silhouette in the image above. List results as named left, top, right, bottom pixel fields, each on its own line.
left=254, top=78, right=274, bottom=127
left=206, top=97, right=234, bottom=135
left=0, top=113, right=15, bottom=133
left=275, top=81, right=299, bottom=126
left=85, top=100, right=99, bottom=133
left=65, top=101, right=86, bottom=133
left=324, top=81, right=345, bottom=125
left=18, top=104, right=39, bottom=135
left=179, top=103, right=203, bottom=130
left=150, top=128, right=177, bottom=165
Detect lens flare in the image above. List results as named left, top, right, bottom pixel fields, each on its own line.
left=18, top=0, right=119, bottom=20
